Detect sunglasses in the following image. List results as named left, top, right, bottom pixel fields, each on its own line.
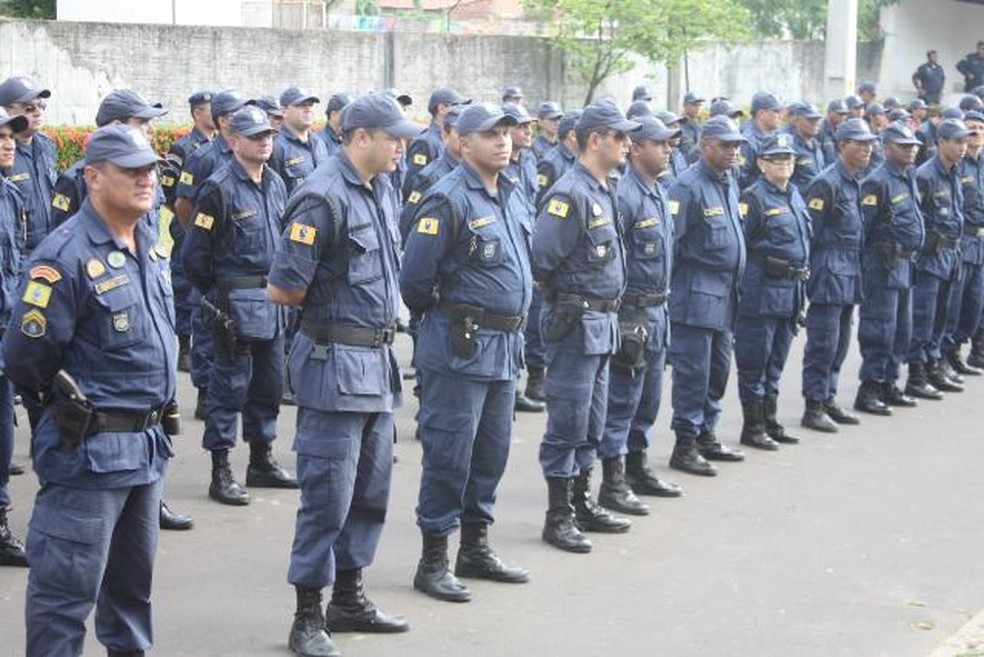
left=11, top=101, right=46, bottom=114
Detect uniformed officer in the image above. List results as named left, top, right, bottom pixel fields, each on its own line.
left=3, top=124, right=176, bottom=656
left=916, top=106, right=947, bottom=167
left=534, top=109, right=581, bottom=207
left=269, top=93, right=415, bottom=656
left=785, top=101, right=826, bottom=197
left=943, top=111, right=984, bottom=375
left=399, top=105, right=464, bottom=241
left=403, top=87, right=469, bottom=199
left=820, top=100, right=850, bottom=165
left=271, top=87, right=330, bottom=195
left=666, top=116, right=747, bottom=475
left=174, top=89, right=252, bottom=418
left=909, top=99, right=929, bottom=128
left=655, top=111, right=691, bottom=185
left=710, top=98, right=744, bottom=121
left=256, top=95, right=285, bottom=131
left=907, top=119, right=971, bottom=396
left=800, top=118, right=876, bottom=432
left=0, top=76, right=57, bottom=256
left=957, top=42, right=984, bottom=93
left=532, top=101, right=563, bottom=161
left=846, top=95, right=865, bottom=120
left=632, top=85, right=654, bottom=103
left=865, top=103, right=889, bottom=174
left=0, top=109, right=28, bottom=568
left=401, top=103, right=531, bottom=602
left=183, top=105, right=296, bottom=506
left=855, top=122, right=925, bottom=414
left=858, top=80, right=878, bottom=107
left=534, top=100, right=638, bottom=553
left=163, top=90, right=216, bottom=374
left=502, top=85, right=524, bottom=106
left=739, top=91, right=782, bottom=189
left=597, top=117, right=682, bottom=514
left=734, top=133, right=811, bottom=451
left=319, top=92, right=352, bottom=157
left=679, top=91, right=705, bottom=164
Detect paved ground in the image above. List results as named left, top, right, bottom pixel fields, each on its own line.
left=2, top=324, right=983, bottom=656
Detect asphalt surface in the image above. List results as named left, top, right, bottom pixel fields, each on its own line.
left=1, top=322, right=983, bottom=657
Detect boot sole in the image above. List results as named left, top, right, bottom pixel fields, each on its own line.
left=326, top=617, right=410, bottom=634
left=574, top=520, right=631, bottom=534
left=669, top=462, right=718, bottom=477
left=597, top=498, right=650, bottom=516
left=246, top=475, right=300, bottom=489
left=288, top=633, right=341, bottom=657
left=454, top=564, right=530, bottom=583
left=412, top=575, right=471, bottom=602
left=541, top=534, right=592, bottom=553
left=208, top=490, right=251, bottom=506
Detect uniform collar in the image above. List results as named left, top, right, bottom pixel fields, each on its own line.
left=323, top=125, right=341, bottom=144
left=835, top=159, right=862, bottom=183
left=215, top=133, right=231, bottom=154
left=79, top=198, right=154, bottom=250
left=572, top=161, right=610, bottom=192
left=227, top=156, right=272, bottom=188
left=625, top=163, right=658, bottom=197
left=932, top=153, right=957, bottom=177
left=459, top=160, right=514, bottom=199
left=697, top=159, right=730, bottom=184
left=280, top=128, right=311, bottom=146
left=190, top=127, right=212, bottom=144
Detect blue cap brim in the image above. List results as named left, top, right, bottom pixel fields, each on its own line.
left=384, top=118, right=426, bottom=140
left=101, top=151, right=161, bottom=169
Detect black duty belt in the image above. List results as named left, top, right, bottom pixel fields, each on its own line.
left=300, top=319, right=396, bottom=348
left=752, top=253, right=811, bottom=281
left=215, top=275, right=267, bottom=292
left=871, top=242, right=918, bottom=259
left=438, top=301, right=525, bottom=332
left=964, top=225, right=984, bottom=238
left=555, top=293, right=621, bottom=312
left=622, top=292, right=668, bottom=307
left=89, top=408, right=163, bottom=435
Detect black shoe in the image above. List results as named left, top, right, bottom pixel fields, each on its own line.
left=194, top=388, right=207, bottom=421
left=928, top=361, right=963, bottom=392
left=571, top=470, right=631, bottom=533
left=525, top=367, right=545, bottom=402
left=669, top=443, right=717, bottom=477
left=0, top=509, right=28, bottom=568
left=514, top=391, right=545, bottom=413
left=941, top=359, right=965, bottom=384
left=159, top=500, right=194, bottom=531
left=326, top=568, right=409, bottom=633
left=906, top=363, right=944, bottom=400
left=739, top=401, right=779, bottom=451
left=209, top=450, right=251, bottom=506
left=853, top=381, right=892, bottom=416
left=823, top=400, right=860, bottom=425
left=948, top=351, right=983, bottom=376
left=454, top=523, right=529, bottom=583
left=107, top=651, right=145, bottom=657
left=414, top=533, right=471, bottom=602
left=542, top=477, right=592, bottom=553
left=597, top=457, right=650, bottom=515
left=763, top=394, right=798, bottom=444
left=402, top=368, right=417, bottom=381
left=968, top=351, right=984, bottom=370
left=281, top=389, right=296, bottom=406
left=177, top=336, right=191, bottom=373
left=882, top=383, right=917, bottom=407
left=289, top=587, right=341, bottom=657
left=396, top=317, right=410, bottom=333
left=697, top=432, right=745, bottom=462
left=624, top=450, right=682, bottom=497
left=8, top=460, right=24, bottom=476
left=801, top=400, right=839, bottom=433
left=247, top=444, right=299, bottom=489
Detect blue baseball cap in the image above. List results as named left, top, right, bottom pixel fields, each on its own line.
left=758, top=132, right=796, bottom=157
left=502, top=86, right=524, bottom=100
left=751, top=91, right=782, bottom=112
left=710, top=99, right=744, bottom=118
left=881, top=121, right=921, bottom=145
left=443, top=104, right=464, bottom=131
left=381, top=88, right=412, bottom=106
left=576, top=99, right=640, bottom=134
left=326, top=92, right=353, bottom=115
left=942, top=107, right=965, bottom=120
left=537, top=101, right=563, bottom=120
left=909, top=99, right=928, bottom=111
left=938, top=118, right=971, bottom=140
left=787, top=101, right=822, bottom=119
left=834, top=117, right=878, bottom=142
left=558, top=110, right=582, bottom=138
left=188, top=90, right=214, bottom=109
left=428, top=87, right=470, bottom=113
left=280, top=86, right=320, bottom=108
left=701, top=115, right=747, bottom=142
left=501, top=103, right=536, bottom=125
left=456, top=103, right=518, bottom=136
left=0, top=76, right=50, bottom=106
left=84, top=124, right=160, bottom=168
left=632, top=85, right=653, bottom=102
left=228, top=106, right=276, bottom=137
left=683, top=91, right=705, bottom=105
left=626, top=100, right=654, bottom=121
left=0, top=108, right=28, bottom=133
left=211, top=90, right=252, bottom=119
left=888, top=108, right=911, bottom=122
left=964, top=110, right=984, bottom=124
left=827, top=99, right=849, bottom=114
left=960, top=94, right=984, bottom=112
left=844, top=95, right=865, bottom=109
left=95, top=89, right=168, bottom=127
left=866, top=102, right=886, bottom=116
left=655, top=110, right=684, bottom=127
left=631, top=117, right=680, bottom=142
left=254, top=96, right=283, bottom=118
left=341, top=94, right=422, bottom=139
left=858, top=80, right=877, bottom=94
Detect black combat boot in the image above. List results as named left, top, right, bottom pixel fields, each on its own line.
left=968, top=330, right=984, bottom=369
left=542, top=477, right=592, bottom=553
left=853, top=380, right=892, bottom=416
left=413, top=532, right=471, bottom=602
left=107, top=650, right=145, bottom=657
left=514, top=390, right=545, bottom=413
left=288, top=586, right=340, bottom=657
left=739, top=401, right=779, bottom=450
left=597, top=457, right=650, bottom=515
left=8, top=460, right=24, bottom=475
left=624, top=450, right=682, bottom=496
left=454, top=523, right=529, bottom=583
left=525, top=366, right=546, bottom=402
left=948, top=349, right=982, bottom=376
left=927, top=359, right=963, bottom=393
left=669, top=435, right=717, bottom=476
left=905, top=362, right=943, bottom=400
left=0, top=508, right=27, bottom=567
left=823, top=399, right=860, bottom=425
left=801, top=399, right=838, bottom=433
left=697, top=430, right=745, bottom=461
left=246, top=442, right=299, bottom=489
left=194, top=387, right=207, bottom=421
left=177, top=335, right=191, bottom=372
left=325, top=568, right=408, bottom=633
left=159, top=500, right=194, bottom=531
left=571, top=469, right=631, bottom=533
left=763, top=394, right=799, bottom=444
left=209, top=449, right=250, bottom=506
left=882, top=382, right=917, bottom=407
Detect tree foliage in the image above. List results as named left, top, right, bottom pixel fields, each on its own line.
left=740, top=0, right=900, bottom=41
left=0, top=0, right=55, bottom=19
left=523, top=0, right=751, bottom=105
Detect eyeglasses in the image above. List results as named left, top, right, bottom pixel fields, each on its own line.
left=246, top=132, right=274, bottom=142
left=11, top=101, right=46, bottom=114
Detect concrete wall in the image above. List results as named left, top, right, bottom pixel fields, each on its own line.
left=1, top=18, right=881, bottom=127
left=879, top=0, right=984, bottom=104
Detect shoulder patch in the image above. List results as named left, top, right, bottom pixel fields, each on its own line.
left=408, top=190, right=422, bottom=204
left=179, top=171, right=194, bottom=185
left=862, top=194, right=878, bottom=206
left=51, top=193, right=72, bottom=212
left=29, top=265, right=61, bottom=284
left=160, top=174, right=175, bottom=188
left=412, top=153, right=428, bottom=166
left=669, top=200, right=680, bottom=215
left=23, top=281, right=52, bottom=308
left=417, top=217, right=440, bottom=235
left=808, top=198, right=825, bottom=211
left=20, top=309, right=46, bottom=338
left=537, top=174, right=549, bottom=187
left=738, top=202, right=749, bottom=217
left=547, top=199, right=570, bottom=218
left=194, top=212, right=215, bottom=230
left=289, top=223, right=317, bottom=245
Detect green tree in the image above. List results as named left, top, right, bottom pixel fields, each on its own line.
left=523, top=0, right=751, bottom=105
left=740, top=0, right=900, bottom=41
left=0, top=0, right=55, bottom=19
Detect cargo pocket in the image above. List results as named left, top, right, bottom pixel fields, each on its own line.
left=28, top=509, right=104, bottom=596
left=94, top=287, right=147, bottom=350
left=335, top=346, right=387, bottom=396
left=346, top=223, right=383, bottom=285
